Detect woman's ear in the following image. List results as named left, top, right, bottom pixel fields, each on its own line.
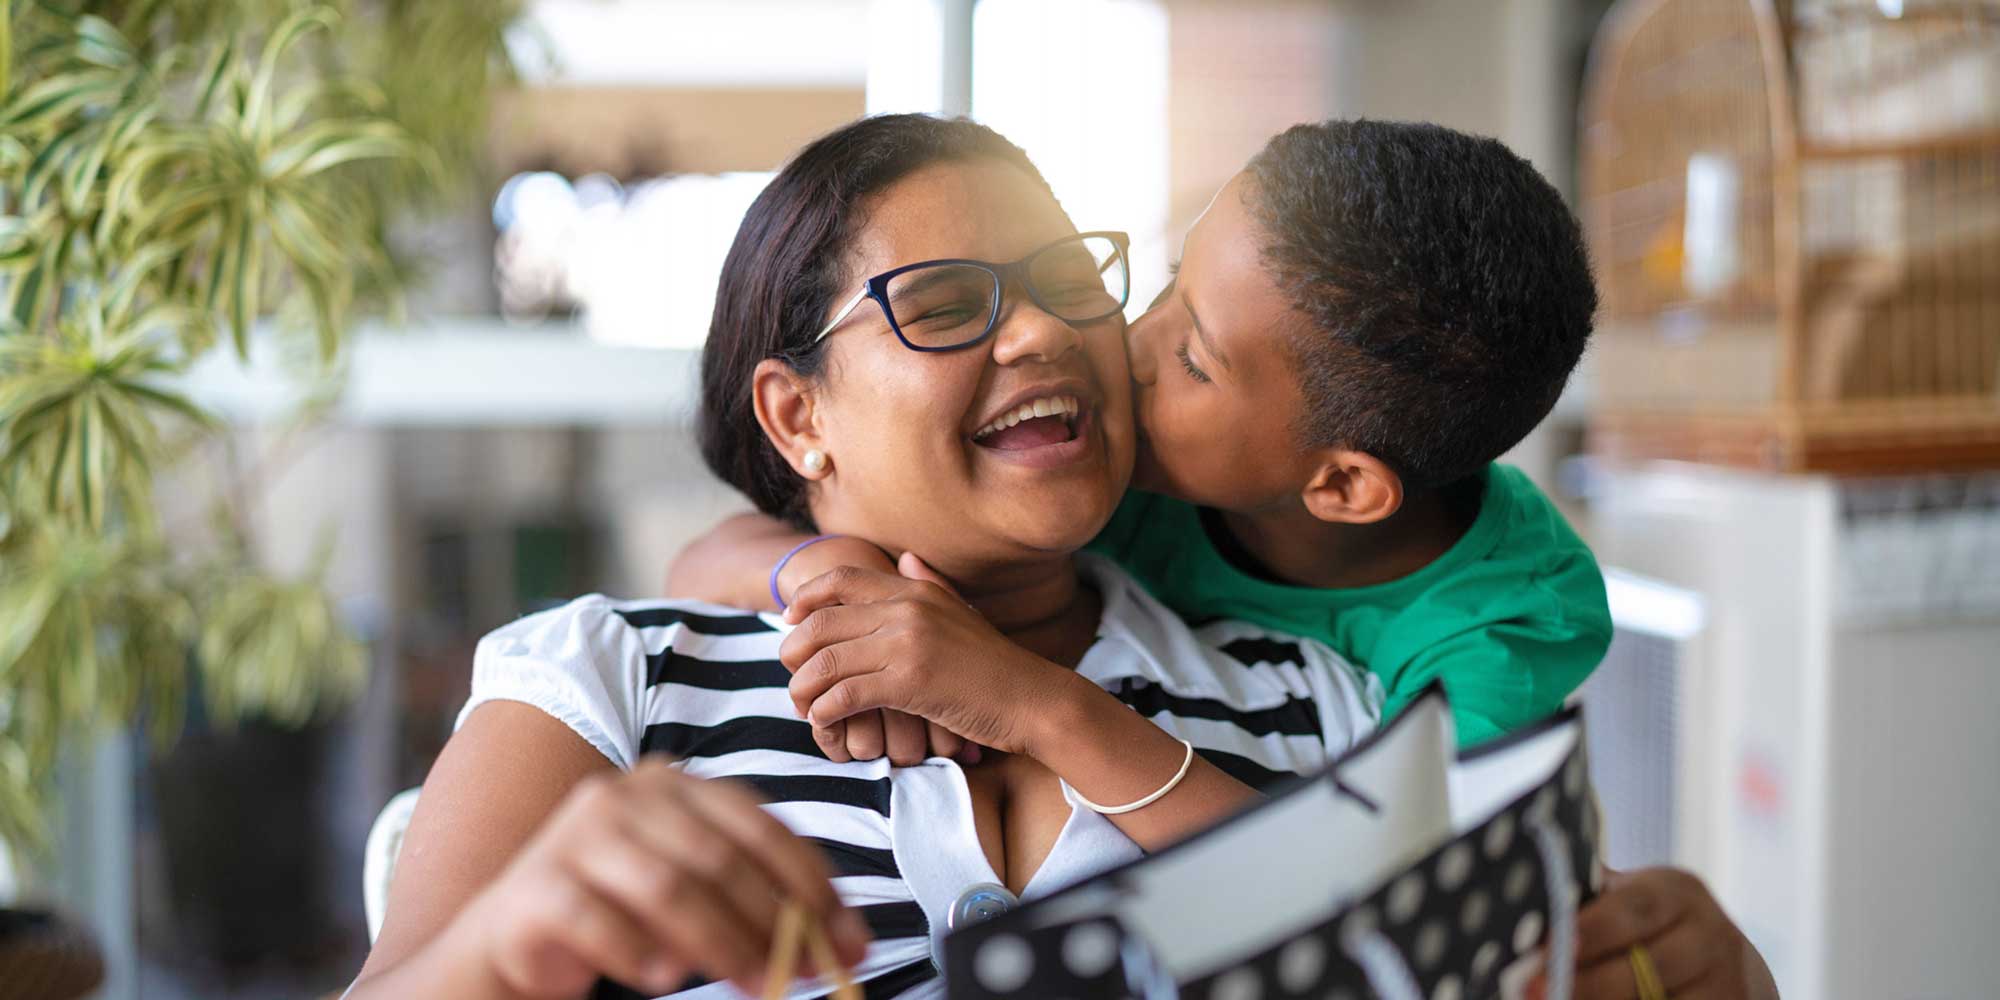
left=1299, top=449, right=1403, bottom=525
left=751, top=358, right=832, bottom=480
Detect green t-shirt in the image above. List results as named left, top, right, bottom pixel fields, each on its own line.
left=1089, top=464, right=1610, bottom=747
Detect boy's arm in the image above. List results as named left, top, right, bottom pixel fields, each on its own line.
left=665, top=511, right=896, bottom=610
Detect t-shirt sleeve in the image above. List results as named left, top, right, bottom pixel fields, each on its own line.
left=1380, top=617, right=1610, bottom=748
left=453, top=595, right=655, bottom=771
left=1299, top=640, right=1388, bottom=757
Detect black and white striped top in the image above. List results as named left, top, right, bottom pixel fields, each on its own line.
left=455, top=554, right=1383, bottom=999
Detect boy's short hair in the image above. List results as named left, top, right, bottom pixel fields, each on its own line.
left=1245, top=119, right=1596, bottom=492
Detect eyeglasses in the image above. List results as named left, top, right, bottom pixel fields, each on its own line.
left=814, top=231, right=1131, bottom=353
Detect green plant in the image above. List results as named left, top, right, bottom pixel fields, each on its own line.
left=0, top=0, right=520, bottom=853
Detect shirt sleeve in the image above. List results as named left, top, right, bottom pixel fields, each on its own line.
left=1379, top=618, right=1611, bottom=748
left=1299, top=641, right=1388, bottom=757
left=452, top=595, right=656, bottom=771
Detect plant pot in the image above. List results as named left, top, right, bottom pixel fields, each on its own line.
left=0, top=907, right=104, bottom=1000
left=142, top=716, right=340, bottom=975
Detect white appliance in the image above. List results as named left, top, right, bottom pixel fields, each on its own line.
left=1584, top=461, right=2000, bottom=1000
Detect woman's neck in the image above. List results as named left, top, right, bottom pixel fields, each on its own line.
left=948, top=554, right=1103, bottom=668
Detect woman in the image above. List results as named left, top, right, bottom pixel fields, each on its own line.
left=345, top=114, right=1380, bottom=1000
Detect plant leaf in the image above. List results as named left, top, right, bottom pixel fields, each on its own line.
left=0, top=70, right=116, bottom=130
left=0, top=0, right=13, bottom=107
left=191, top=34, right=237, bottom=119
left=7, top=235, right=60, bottom=330
left=72, top=15, right=134, bottom=70
left=244, top=6, right=336, bottom=142
left=225, top=206, right=255, bottom=359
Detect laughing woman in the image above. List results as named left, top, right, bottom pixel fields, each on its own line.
left=343, top=115, right=1381, bottom=1000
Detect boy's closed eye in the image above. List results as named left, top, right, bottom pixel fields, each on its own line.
left=1175, top=342, right=1212, bottom=383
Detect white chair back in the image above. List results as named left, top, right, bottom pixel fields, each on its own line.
left=363, top=788, right=422, bottom=944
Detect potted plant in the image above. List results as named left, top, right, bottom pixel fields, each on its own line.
left=0, top=0, right=519, bottom=936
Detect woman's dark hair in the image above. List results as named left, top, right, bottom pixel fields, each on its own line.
left=1246, top=119, right=1597, bottom=493
left=697, top=114, right=1053, bottom=529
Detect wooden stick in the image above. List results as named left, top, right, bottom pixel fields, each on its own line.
left=762, top=902, right=860, bottom=1000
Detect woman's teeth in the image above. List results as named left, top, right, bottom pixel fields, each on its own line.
left=971, top=395, right=1080, bottom=441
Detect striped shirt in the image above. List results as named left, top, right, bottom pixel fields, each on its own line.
left=455, top=554, right=1383, bottom=999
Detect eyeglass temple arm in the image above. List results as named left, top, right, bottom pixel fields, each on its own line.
left=814, top=288, right=873, bottom=343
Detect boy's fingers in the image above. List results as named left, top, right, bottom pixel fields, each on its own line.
left=789, top=642, right=890, bottom=719
left=787, top=565, right=913, bottom=619
left=883, top=710, right=929, bottom=766
left=812, top=719, right=853, bottom=763
left=778, top=604, right=881, bottom=674
left=927, top=720, right=964, bottom=762
left=896, top=551, right=962, bottom=600
left=842, top=709, right=887, bottom=761
left=808, top=675, right=898, bottom=729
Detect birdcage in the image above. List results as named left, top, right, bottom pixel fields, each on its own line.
left=1581, top=0, right=2000, bottom=473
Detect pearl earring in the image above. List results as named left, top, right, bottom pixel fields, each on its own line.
left=802, top=449, right=827, bottom=474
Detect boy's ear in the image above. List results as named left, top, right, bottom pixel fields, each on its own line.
left=1299, top=449, right=1403, bottom=525
left=751, top=358, right=831, bottom=480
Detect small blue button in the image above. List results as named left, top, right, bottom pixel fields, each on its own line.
left=948, top=882, right=1020, bottom=930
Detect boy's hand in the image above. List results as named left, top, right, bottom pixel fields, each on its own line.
left=775, top=537, right=898, bottom=609
left=779, top=555, right=1072, bottom=757
left=1540, top=867, right=1778, bottom=1000
left=781, top=548, right=974, bottom=767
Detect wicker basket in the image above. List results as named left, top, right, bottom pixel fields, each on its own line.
left=1581, top=0, right=2000, bottom=473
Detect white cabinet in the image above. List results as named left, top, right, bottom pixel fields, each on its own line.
left=1586, top=462, right=2000, bottom=1000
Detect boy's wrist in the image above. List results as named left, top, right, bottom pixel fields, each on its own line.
left=776, top=536, right=896, bottom=603
left=1023, top=669, right=1123, bottom=764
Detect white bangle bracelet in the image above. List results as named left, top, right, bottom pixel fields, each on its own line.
left=1067, top=739, right=1196, bottom=815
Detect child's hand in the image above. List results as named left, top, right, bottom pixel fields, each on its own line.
left=782, top=550, right=977, bottom=767
left=779, top=554, right=1068, bottom=758
left=775, top=537, right=898, bottom=609
left=1543, top=867, right=1778, bottom=1000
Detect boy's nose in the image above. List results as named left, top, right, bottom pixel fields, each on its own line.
left=1126, top=310, right=1160, bottom=386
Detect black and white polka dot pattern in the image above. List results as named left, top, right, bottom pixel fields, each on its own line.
left=1171, top=755, right=1594, bottom=1000
left=944, top=704, right=1599, bottom=1000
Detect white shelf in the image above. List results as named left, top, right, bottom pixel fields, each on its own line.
left=181, top=320, right=702, bottom=427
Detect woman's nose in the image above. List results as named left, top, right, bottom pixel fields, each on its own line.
left=988, top=298, right=1085, bottom=367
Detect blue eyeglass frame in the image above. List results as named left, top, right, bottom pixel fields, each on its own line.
left=812, top=230, right=1132, bottom=353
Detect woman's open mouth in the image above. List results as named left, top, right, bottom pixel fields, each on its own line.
left=969, top=392, right=1094, bottom=469
left=972, top=394, right=1081, bottom=450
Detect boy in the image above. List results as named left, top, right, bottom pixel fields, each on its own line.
left=670, top=118, right=1608, bottom=754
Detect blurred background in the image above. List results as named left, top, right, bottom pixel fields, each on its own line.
left=3, top=1, right=1997, bottom=998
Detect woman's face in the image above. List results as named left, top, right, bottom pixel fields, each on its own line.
left=782, top=159, right=1134, bottom=578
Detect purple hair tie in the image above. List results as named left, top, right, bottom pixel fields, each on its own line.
left=770, top=534, right=847, bottom=611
